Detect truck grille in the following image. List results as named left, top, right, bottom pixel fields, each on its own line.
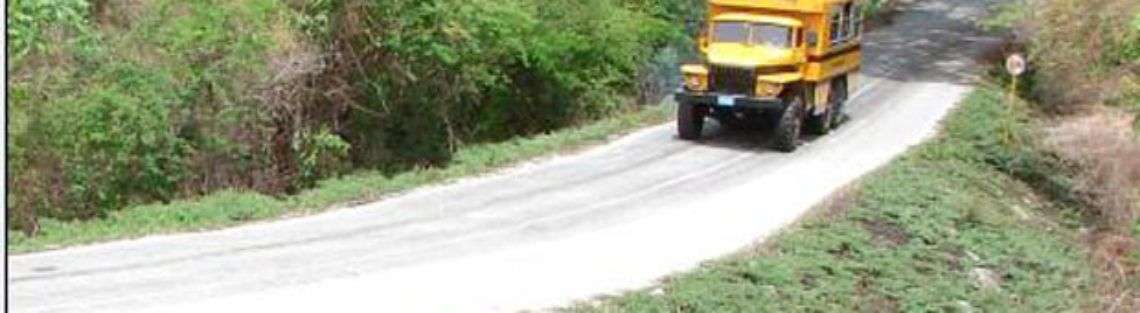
left=709, top=66, right=756, bottom=96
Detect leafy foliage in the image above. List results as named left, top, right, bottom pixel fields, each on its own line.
left=7, top=0, right=94, bottom=62
left=1019, top=0, right=1139, bottom=111
left=309, top=0, right=690, bottom=168
left=8, top=0, right=300, bottom=232
left=6, top=0, right=701, bottom=234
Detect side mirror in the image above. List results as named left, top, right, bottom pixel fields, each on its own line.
left=805, top=31, right=819, bottom=47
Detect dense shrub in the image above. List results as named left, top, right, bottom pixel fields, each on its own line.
left=7, top=0, right=95, bottom=63
left=1018, top=0, right=1140, bottom=111
left=7, top=0, right=312, bottom=233
left=305, top=0, right=693, bottom=168
left=7, top=0, right=702, bottom=234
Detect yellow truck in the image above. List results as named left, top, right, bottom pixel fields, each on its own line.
left=675, top=0, right=864, bottom=152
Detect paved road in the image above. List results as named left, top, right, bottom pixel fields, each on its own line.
left=8, top=0, right=1001, bottom=312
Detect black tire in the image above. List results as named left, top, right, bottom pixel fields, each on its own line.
left=677, top=101, right=704, bottom=140
left=806, top=102, right=834, bottom=135
left=773, top=92, right=804, bottom=152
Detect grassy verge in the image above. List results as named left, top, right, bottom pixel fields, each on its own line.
left=565, top=88, right=1097, bottom=312
left=7, top=105, right=672, bottom=254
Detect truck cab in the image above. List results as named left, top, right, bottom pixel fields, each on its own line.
left=675, top=0, right=864, bottom=152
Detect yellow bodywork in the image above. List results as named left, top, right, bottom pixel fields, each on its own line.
left=682, top=0, right=862, bottom=107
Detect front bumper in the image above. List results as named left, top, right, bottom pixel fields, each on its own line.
left=674, top=91, right=784, bottom=110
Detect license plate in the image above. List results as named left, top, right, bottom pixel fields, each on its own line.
left=717, top=95, right=735, bottom=106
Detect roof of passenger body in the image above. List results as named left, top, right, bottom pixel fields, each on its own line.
left=711, top=13, right=804, bottom=27
left=709, top=0, right=855, bottom=13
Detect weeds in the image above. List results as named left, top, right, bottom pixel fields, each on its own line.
left=993, top=1, right=1140, bottom=310
left=1041, top=109, right=1140, bottom=312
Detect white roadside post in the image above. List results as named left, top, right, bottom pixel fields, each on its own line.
left=1003, top=54, right=1027, bottom=147
left=1005, top=54, right=1026, bottom=102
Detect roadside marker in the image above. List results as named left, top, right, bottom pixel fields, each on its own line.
left=1002, top=54, right=1027, bottom=147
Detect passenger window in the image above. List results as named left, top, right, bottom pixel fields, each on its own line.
left=829, top=9, right=843, bottom=44
left=843, top=4, right=852, bottom=39
left=831, top=3, right=862, bottom=46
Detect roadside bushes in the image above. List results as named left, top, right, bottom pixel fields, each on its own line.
left=1017, top=0, right=1139, bottom=112
left=997, top=1, right=1140, bottom=310
left=7, top=0, right=314, bottom=233
left=990, top=0, right=1140, bottom=231
left=1012, top=0, right=1140, bottom=232
left=306, top=0, right=688, bottom=168
left=7, top=0, right=702, bottom=234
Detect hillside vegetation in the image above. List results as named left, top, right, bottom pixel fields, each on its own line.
left=7, top=0, right=703, bottom=235
left=1008, top=0, right=1140, bottom=310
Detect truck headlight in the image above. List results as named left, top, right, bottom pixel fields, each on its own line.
left=680, top=64, right=709, bottom=92
left=755, top=82, right=784, bottom=97
left=685, top=74, right=708, bottom=91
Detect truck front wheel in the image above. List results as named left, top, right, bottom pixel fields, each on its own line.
left=677, top=101, right=705, bottom=140
left=773, top=93, right=804, bottom=152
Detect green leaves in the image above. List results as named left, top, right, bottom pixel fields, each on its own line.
left=8, top=0, right=699, bottom=234
left=295, top=128, right=352, bottom=187
left=329, top=0, right=694, bottom=165
left=7, top=0, right=95, bottom=63
left=9, top=0, right=296, bottom=230
left=41, top=64, right=189, bottom=216
left=1123, top=11, right=1140, bottom=62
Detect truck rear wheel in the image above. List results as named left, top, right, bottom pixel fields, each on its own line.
left=677, top=101, right=705, bottom=140
left=806, top=103, right=834, bottom=135
left=831, top=77, right=848, bottom=126
left=807, top=77, right=847, bottom=135
left=773, top=93, right=804, bottom=152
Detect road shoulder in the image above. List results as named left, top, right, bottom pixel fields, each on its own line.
left=565, top=87, right=1096, bottom=312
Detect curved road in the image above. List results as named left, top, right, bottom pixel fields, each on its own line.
left=9, top=0, right=1001, bottom=312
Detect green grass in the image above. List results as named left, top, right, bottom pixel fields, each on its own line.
left=565, top=88, right=1095, bottom=312
left=7, top=105, right=672, bottom=254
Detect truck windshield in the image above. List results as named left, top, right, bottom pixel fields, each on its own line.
left=751, top=24, right=791, bottom=48
left=713, top=22, right=750, bottom=44
left=712, top=22, right=791, bottom=48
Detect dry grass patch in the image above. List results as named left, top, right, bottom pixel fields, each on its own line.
left=1045, top=108, right=1140, bottom=231
left=1043, top=107, right=1140, bottom=312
